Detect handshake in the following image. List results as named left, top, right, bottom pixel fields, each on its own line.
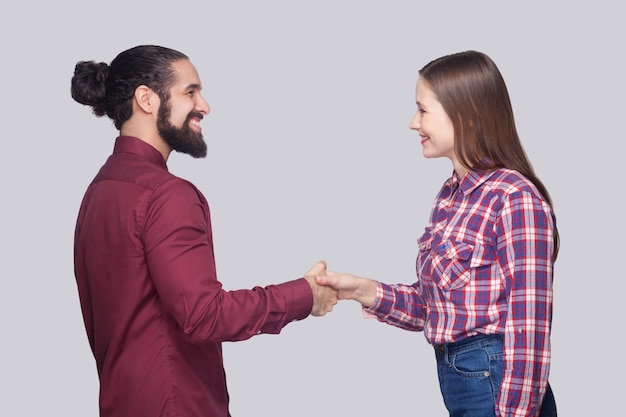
left=302, top=260, right=377, bottom=317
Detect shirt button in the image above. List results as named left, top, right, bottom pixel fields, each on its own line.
left=484, top=371, right=490, bottom=377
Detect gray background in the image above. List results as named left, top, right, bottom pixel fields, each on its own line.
left=2, top=1, right=622, bottom=415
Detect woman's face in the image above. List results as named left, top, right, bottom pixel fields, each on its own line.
left=409, top=77, right=457, bottom=165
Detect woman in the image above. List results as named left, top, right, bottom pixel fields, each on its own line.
left=317, top=51, right=558, bottom=417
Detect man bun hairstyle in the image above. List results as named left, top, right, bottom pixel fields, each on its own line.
left=71, top=61, right=110, bottom=117
left=71, top=45, right=188, bottom=130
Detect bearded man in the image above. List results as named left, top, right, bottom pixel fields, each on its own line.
left=71, top=45, right=336, bottom=417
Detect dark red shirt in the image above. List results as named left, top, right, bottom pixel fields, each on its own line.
left=74, top=136, right=313, bottom=417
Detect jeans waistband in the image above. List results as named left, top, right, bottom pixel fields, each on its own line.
left=434, top=333, right=502, bottom=356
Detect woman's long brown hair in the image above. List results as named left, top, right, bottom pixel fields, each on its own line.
left=419, top=51, right=559, bottom=260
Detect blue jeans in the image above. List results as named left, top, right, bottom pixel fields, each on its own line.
left=435, top=334, right=557, bottom=416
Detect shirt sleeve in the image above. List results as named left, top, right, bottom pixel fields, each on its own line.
left=364, top=281, right=427, bottom=331
left=363, top=194, right=442, bottom=330
left=497, top=190, right=555, bottom=417
left=141, top=178, right=313, bottom=344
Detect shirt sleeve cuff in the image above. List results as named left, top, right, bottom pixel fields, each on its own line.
left=361, top=307, right=377, bottom=319
left=363, top=281, right=389, bottom=316
left=276, top=278, right=314, bottom=322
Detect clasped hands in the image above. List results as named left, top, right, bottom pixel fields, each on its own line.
left=304, top=260, right=376, bottom=316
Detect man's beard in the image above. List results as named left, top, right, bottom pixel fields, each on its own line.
left=157, top=101, right=207, bottom=158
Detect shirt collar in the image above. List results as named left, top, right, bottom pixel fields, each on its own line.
left=446, top=168, right=499, bottom=195
left=113, top=136, right=168, bottom=170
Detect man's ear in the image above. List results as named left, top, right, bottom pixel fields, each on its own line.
left=134, top=85, right=159, bottom=114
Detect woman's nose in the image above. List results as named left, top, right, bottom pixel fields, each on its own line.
left=409, top=112, right=420, bottom=130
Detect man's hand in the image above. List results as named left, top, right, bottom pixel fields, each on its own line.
left=304, top=260, right=338, bottom=316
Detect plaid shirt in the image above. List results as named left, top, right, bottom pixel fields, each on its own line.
left=366, top=168, right=556, bottom=417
